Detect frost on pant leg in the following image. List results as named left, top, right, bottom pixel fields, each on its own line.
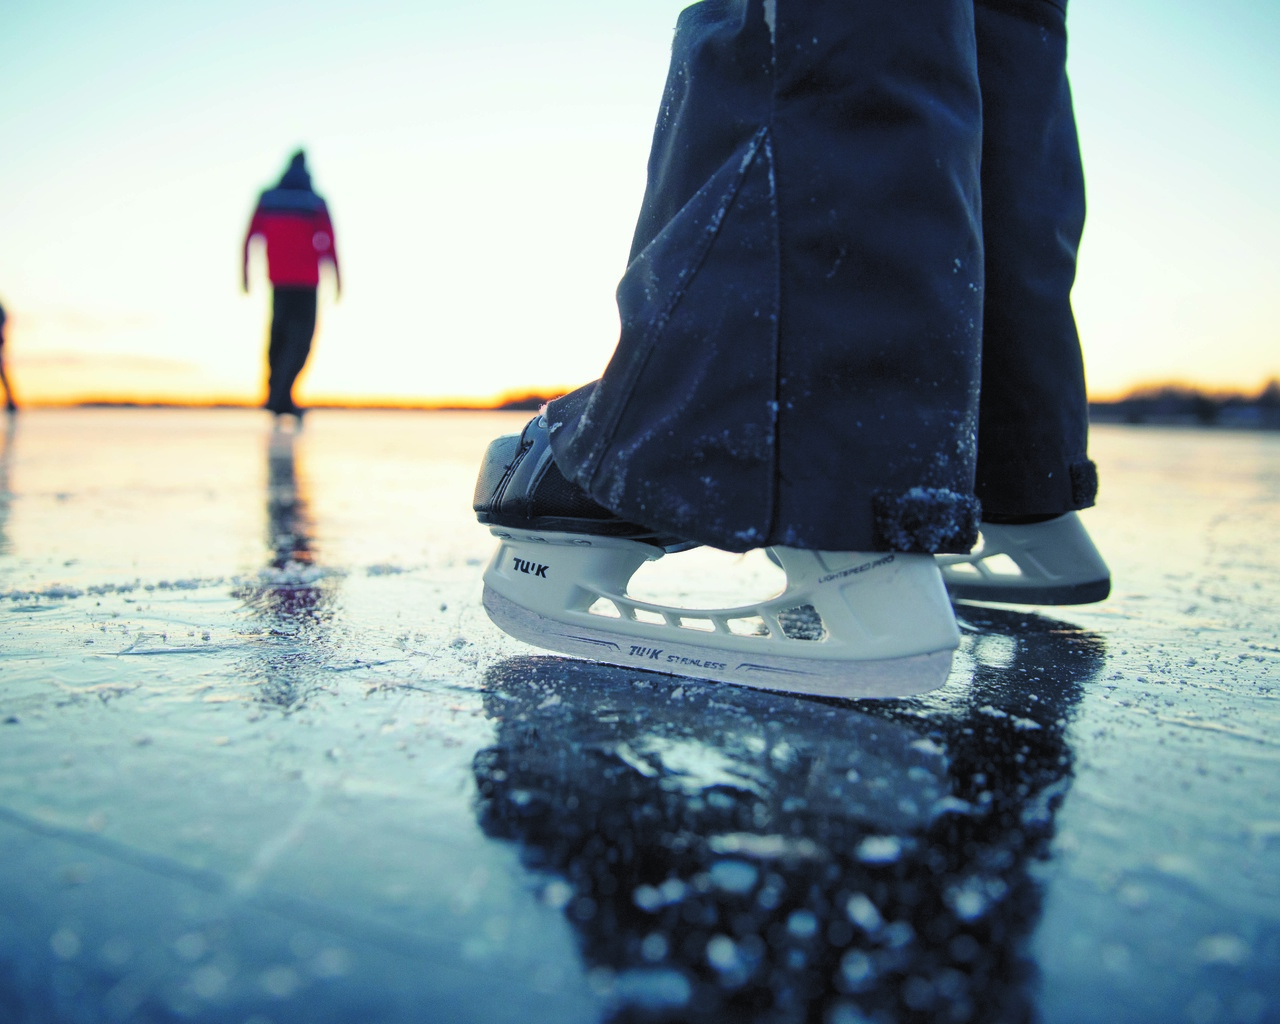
left=549, top=0, right=986, bottom=554
left=548, top=129, right=782, bottom=553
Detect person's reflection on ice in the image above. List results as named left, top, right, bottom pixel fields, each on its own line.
left=0, top=417, right=16, bottom=556
left=233, top=432, right=337, bottom=710
left=473, top=610, right=1104, bottom=1023
left=266, top=432, right=315, bottom=574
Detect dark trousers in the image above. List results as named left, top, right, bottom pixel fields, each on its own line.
left=548, top=0, right=1095, bottom=554
left=266, top=287, right=317, bottom=414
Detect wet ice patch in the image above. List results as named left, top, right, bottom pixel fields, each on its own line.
left=609, top=968, right=692, bottom=1011
left=845, top=893, right=883, bottom=933
left=3, top=584, right=82, bottom=603
left=705, top=934, right=741, bottom=970
left=944, top=876, right=1008, bottom=922
left=640, top=933, right=669, bottom=963
left=608, top=741, right=660, bottom=779
left=977, top=705, right=1042, bottom=731
left=6, top=575, right=239, bottom=606
left=931, top=795, right=976, bottom=818
left=708, top=859, right=758, bottom=894
left=253, top=562, right=338, bottom=586
left=633, top=878, right=688, bottom=912
left=707, top=833, right=823, bottom=860
left=828, top=1000, right=878, bottom=1024
left=855, top=836, right=903, bottom=864
left=786, top=909, right=818, bottom=939
left=49, top=927, right=80, bottom=960
left=839, top=949, right=875, bottom=990
left=629, top=736, right=768, bottom=797
left=541, top=879, right=574, bottom=910
left=971, top=634, right=1016, bottom=669
left=259, top=965, right=301, bottom=998
left=1194, top=933, right=1249, bottom=966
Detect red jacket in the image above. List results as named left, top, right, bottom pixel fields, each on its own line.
left=243, top=189, right=341, bottom=290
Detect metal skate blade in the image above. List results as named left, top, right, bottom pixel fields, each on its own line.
left=483, top=587, right=953, bottom=700
left=947, top=576, right=1111, bottom=606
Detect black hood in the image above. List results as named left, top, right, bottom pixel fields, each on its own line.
left=276, top=150, right=313, bottom=192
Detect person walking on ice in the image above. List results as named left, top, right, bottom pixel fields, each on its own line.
left=474, top=0, right=1110, bottom=699
left=0, top=299, right=18, bottom=414
left=242, top=150, right=341, bottom=422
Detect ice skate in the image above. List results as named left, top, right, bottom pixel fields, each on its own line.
left=937, top=512, right=1110, bottom=605
left=474, top=415, right=960, bottom=699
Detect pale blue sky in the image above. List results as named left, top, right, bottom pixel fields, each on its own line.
left=2, top=0, right=1277, bottom=403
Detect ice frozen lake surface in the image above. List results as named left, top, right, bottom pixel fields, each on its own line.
left=1, top=408, right=1277, bottom=1024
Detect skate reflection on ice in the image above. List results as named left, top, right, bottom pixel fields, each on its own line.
left=232, top=431, right=338, bottom=710
left=473, top=609, right=1104, bottom=1022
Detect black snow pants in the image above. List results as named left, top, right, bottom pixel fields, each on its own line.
left=546, top=0, right=1096, bottom=554
left=266, top=286, right=317, bottom=414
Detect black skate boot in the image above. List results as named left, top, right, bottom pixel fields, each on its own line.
left=473, top=411, right=694, bottom=552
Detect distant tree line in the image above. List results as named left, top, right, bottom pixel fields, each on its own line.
left=1090, top=380, right=1280, bottom=429
left=492, top=392, right=559, bottom=411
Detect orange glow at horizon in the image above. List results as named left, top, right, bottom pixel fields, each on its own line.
left=9, top=344, right=1277, bottom=412
left=3, top=348, right=577, bottom=410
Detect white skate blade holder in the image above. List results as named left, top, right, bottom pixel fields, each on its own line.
left=937, top=511, right=1110, bottom=605
left=482, top=528, right=960, bottom=699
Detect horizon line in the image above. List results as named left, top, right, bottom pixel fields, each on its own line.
left=6, top=377, right=1279, bottom=413
left=8, top=397, right=556, bottom=413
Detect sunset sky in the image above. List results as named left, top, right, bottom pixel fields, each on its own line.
left=2, top=0, right=1277, bottom=406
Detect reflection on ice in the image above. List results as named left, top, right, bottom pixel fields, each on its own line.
left=475, top=608, right=1105, bottom=1022
left=231, top=432, right=340, bottom=710
left=0, top=419, right=14, bottom=557
left=266, top=431, right=316, bottom=573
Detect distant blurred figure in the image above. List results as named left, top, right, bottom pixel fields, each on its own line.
left=242, top=150, right=341, bottom=421
left=0, top=299, right=17, bottom=413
